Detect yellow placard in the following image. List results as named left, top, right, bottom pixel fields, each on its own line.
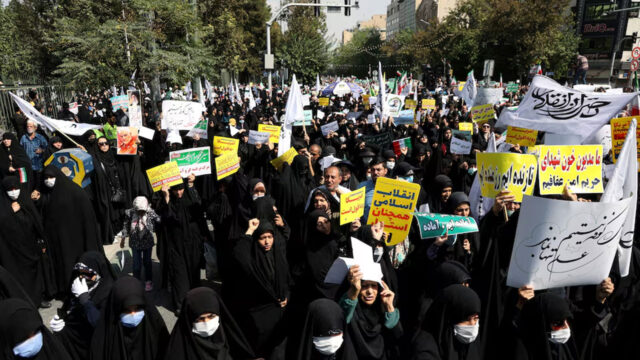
left=458, top=122, right=474, bottom=135
left=340, top=187, right=366, bottom=225
left=215, top=152, right=240, bottom=180
left=506, top=126, right=538, bottom=147
left=270, top=147, right=298, bottom=170
left=213, top=136, right=239, bottom=156
left=319, top=97, right=330, bottom=106
left=258, top=124, right=281, bottom=144
left=367, top=177, right=420, bottom=246
left=611, top=116, right=640, bottom=170
left=458, top=82, right=466, bottom=92
left=470, top=104, right=495, bottom=124
left=476, top=153, right=538, bottom=202
left=404, top=99, right=417, bottom=109
left=363, top=94, right=370, bottom=110
left=421, top=99, right=436, bottom=110
left=537, top=145, right=603, bottom=195
left=146, top=162, right=183, bottom=192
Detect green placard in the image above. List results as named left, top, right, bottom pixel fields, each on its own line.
left=414, top=213, right=478, bottom=239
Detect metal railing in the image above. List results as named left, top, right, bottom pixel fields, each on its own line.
left=0, top=85, right=76, bottom=133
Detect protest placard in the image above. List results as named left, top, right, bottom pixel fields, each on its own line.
left=363, top=94, right=371, bottom=110
left=537, top=145, right=603, bottom=195
left=248, top=130, right=270, bottom=145
left=270, top=146, right=297, bottom=170
left=321, top=121, right=339, bottom=136
left=69, top=102, right=78, bottom=115
left=386, top=95, right=405, bottom=117
left=394, top=109, right=415, bottom=125
left=476, top=153, right=537, bottom=202
left=414, top=213, right=478, bottom=239
left=116, top=127, right=138, bottom=155
left=138, top=126, right=155, bottom=140
left=186, top=118, right=208, bottom=139
left=161, top=100, right=203, bottom=130
left=367, top=114, right=376, bottom=124
left=110, top=95, right=128, bottom=112
left=128, top=90, right=143, bottom=127
left=367, top=177, right=420, bottom=246
left=450, top=137, right=472, bottom=155
left=404, top=99, right=417, bottom=109
left=324, top=237, right=382, bottom=285
left=610, top=116, right=640, bottom=168
left=507, top=195, right=631, bottom=290
left=421, top=98, right=436, bottom=110
left=215, top=152, right=240, bottom=180
left=475, top=87, right=504, bottom=106
left=213, top=136, right=239, bottom=156
left=346, top=112, right=362, bottom=122
left=318, top=97, right=329, bottom=106
left=362, top=132, right=393, bottom=149
left=392, top=138, right=412, bottom=156
left=506, top=83, right=519, bottom=94
left=506, top=126, right=538, bottom=146
left=458, top=122, right=473, bottom=134
left=146, top=162, right=183, bottom=192
left=470, top=104, right=495, bottom=124
left=258, top=124, right=281, bottom=143
left=453, top=130, right=472, bottom=142
left=340, top=187, right=366, bottom=225
left=169, top=147, right=211, bottom=177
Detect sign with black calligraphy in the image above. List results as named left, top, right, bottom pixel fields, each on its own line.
left=367, top=177, right=420, bottom=246
left=537, top=145, right=603, bottom=195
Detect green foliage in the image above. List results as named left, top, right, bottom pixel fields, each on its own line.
left=332, top=28, right=384, bottom=78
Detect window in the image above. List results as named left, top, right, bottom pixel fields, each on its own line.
left=584, top=3, right=618, bottom=21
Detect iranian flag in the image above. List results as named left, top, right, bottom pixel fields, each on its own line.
left=392, top=137, right=412, bottom=156
left=18, top=167, right=28, bottom=183
left=397, top=71, right=409, bottom=95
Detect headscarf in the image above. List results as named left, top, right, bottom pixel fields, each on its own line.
left=296, top=299, right=355, bottom=360
left=446, top=192, right=470, bottom=214
left=304, top=209, right=344, bottom=300
left=428, top=175, right=453, bottom=213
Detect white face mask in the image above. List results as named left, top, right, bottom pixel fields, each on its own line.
left=7, top=189, right=20, bottom=200
left=252, top=194, right=264, bottom=201
left=453, top=322, right=479, bottom=344
left=312, top=334, right=343, bottom=355
left=192, top=317, right=220, bottom=338
left=549, top=327, right=571, bottom=344
left=44, top=178, right=56, bottom=188
left=386, top=161, right=395, bottom=170
left=339, top=136, right=346, bottom=143
left=373, top=246, right=384, bottom=263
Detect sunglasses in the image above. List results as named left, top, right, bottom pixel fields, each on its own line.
left=98, top=142, right=109, bottom=146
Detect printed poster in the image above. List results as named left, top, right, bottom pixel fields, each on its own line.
left=127, top=90, right=143, bottom=128
left=476, top=153, right=538, bottom=202
left=367, top=177, right=420, bottom=246
left=215, top=152, right=240, bottom=180
left=161, top=100, right=204, bottom=130
left=506, top=126, right=538, bottom=147
left=169, top=147, right=212, bottom=177
left=146, top=162, right=183, bottom=192
left=270, top=146, right=297, bottom=170
left=213, top=136, right=239, bottom=156
left=414, top=213, right=478, bottom=239
left=110, top=95, right=128, bottom=112
left=422, top=98, right=436, bottom=110
left=470, top=104, right=495, bottom=124
left=116, top=127, right=138, bottom=155
left=340, top=187, right=366, bottom=225
left=610, top=116, right=640, bottom=170
left=537, top=145, right=603, bottom=195
left=258, top=124, right=281, bottom=143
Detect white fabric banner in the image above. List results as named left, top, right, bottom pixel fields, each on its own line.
left=454, top=70, right=477, bottom=108
left=161, top=100, right=203, bottom=130
left=279, top=75, right=305, bottom=156
left=496, top=75, right=638, bottom=140
left=507, top=195, right=631, bottom=290
left=601, top=119, right=637, bottom=277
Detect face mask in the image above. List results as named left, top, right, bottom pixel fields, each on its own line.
left=362, top=157, right=373, bottom=165
left=549, top=327, right=571, bottom=344
left=339, top=136, right=346, bottom=143
left=506, top=209, right=515, bottom=217
left=120, top=310, right=145, bottom=328
left=373, top=247, right=384, bottom=263
left=386, top=161, right=395, bottom=170
left=7, top=189, right=20, bottom=200
left=453, top=322, right=479, bottom=344
left=312, top=334, right=344, bottom=355
left=192, top=317, right=220, bottom=338
left=13, top=331, right=43, bottom=358
left=468, top=168, right=477, bottom=175
left=366, top=174, right=372, bottom=181
left=401, top=176, right=413, bottom=183
left=44, top=178, right=56, bottom=188
left=252, top=194, right=264, bottom=201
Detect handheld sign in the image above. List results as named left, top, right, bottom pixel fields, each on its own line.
left=367, top=177, right=420, bottom=246
left=450, top=137, right=472, bottom=155
left=258, top=124, right=281, bottom=143
left=340, top=188, right=366, bottom=225
left=169, top=147, right=212, bottom=177
left=470, top=104, right=495, bottom=124
left=321, top=121, right=339, bottom=136
left=161, top=100, right=203, bottom=130
left=213, top=136, right=239, bottom=156
left=248, top=131, right=271, bottom=145
left=476, top=153, right=537, bottom=202
left=506, top=126, right=538, bottom=146
left=270, top=147, right=297, bottom=170
left=146, top=162, right=182, bottom=192
left=414, top=213, right=478, bottom=239
left=215, top=152, right=240, bottom=180
left=537, top=145, right=603, bottom=195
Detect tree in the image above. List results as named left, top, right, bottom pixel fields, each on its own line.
left=332, top=28, right=384, bottom=78
left=278, top=3, right=329, bottom=85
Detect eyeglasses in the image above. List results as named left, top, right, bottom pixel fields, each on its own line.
left=98, top=142, right=109, bottom=146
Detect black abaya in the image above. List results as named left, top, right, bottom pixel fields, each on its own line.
left=296, top=298, right=355, bottom=360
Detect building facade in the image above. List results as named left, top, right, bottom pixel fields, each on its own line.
left=416, top=0, right=459, bottom=27
left=342, top=14, right=387, bottom=45
left=386, top=0, right=424, bottom=38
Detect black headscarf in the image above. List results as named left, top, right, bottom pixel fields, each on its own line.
left=296, top=299, right=355, bottom=360
left=0, top=132, right=33, bottom=191
left=446, top=192, right=470, bottom=214
left=428, top=175, right=453, bottom=213
left=304, top=209, right=345, bottom=300
left=0, top=298, right=72, bottom=360
left=0, top=265, right=34, bottom=305
left=164, top=287, right=255, bottom=360
left=90, top=276, right=169, bottom=360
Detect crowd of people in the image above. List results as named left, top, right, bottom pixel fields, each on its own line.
left=0, top=75, right=638, bottom=360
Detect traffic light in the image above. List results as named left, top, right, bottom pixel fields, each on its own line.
left=345, top=0, right=351, bottom=16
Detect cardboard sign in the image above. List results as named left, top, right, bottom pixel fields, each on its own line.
left=110, top=95, right=128, bottom=112
left=270, top=146, right=298, bottom=170
left=146, top=162, right=183, bottom=192
left=506, top=126, right=538, bottom=146
left=128, top=90, right=143, bottom=127
left=257, top=124, right=281, bottom=143
left=318, top=97, right=330, bottom=106
left=414, top=213, right=478, bottom=239
left=537, top=145, right=603, bottom=195
left=340, top=187, right=366, bottom=225
left=450, top=137, right=472, bottom=155
left=215, top=152, right=240, bottom=180
left=611, top=116, right=640, bottom=169
left=421, top=98, right=436, bottom=110
left=161, top=100, right=203, bottom=130
left=506, top=83, right=519, bottom=94
left=169, top=147, right=212, bottom=177
left=44, top=148, right=94, bottom=188
left=116, top=127, right=138, bottom=155
left=404, top=99, right=417, bottom=109
left=138, top=126, right=155, bottom=140
left=213, top=136, right=239, bottom=156
left=303, top=110, right=313, bottom=120
left=367, top=177, right=420, bottom=246
left=470, top=104, right=495, bottom=124
left=476, top=153, right=538, bottom=202
left=321, top=121, right=339, bottom=136
left=362, top=132, right=393, bottom=149
left=458, top=122, right=473, bottom=134
left=395, top=109, right=415, bottom=125
left=248, top=130, right=270, bottom=145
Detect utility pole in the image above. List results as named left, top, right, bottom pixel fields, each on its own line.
left=266, top=1, right=360, bottom=91
left=189, top=0, right=203, bottom=104
left=121, top=0, right=131, bottom=64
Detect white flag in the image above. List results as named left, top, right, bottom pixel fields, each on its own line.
left=376, top=62, right=387, bottom=126
left=454, top=70, right=477, bottom=108
left=316, top=74, right=321, bottom=94
left=185, top=81, right=192, bottom=101
left=496, top=75, right=638, bottom=140
left=601, top=119, right=637, bottom=277
left=279, top=75, right=305, bottom=156
left=235, top=80, right=242, bottom=104
left=143, top=81, right=151, bottom=94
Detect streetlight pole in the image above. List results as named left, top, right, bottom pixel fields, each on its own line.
left=266, top=2, right=360, bottom=91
